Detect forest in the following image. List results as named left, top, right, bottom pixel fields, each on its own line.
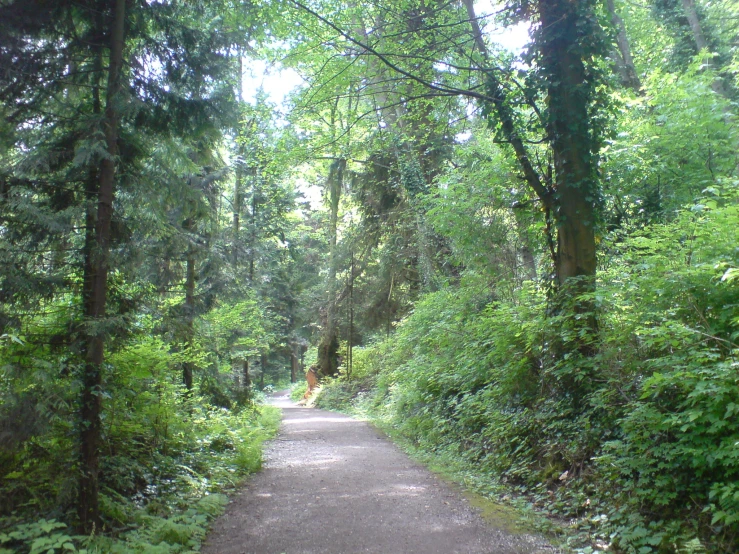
left=0, top=0, right=737, bottom=552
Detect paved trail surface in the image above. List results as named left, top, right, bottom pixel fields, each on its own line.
left=202, top=392, right=556, bottom=554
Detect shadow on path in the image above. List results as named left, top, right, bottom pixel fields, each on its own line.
left=202, top=391, right=556, bottom=554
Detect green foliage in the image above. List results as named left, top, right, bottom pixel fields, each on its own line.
left=603, top=59, right=736, bottom=224
left=198, top=298, right=268, bottom=359
left=313, top=375, right=375, bottom=412
left=0, top=404, right=279, bottom=554
left=589, top=189, right=739, bottom=551
left=0, top=310, right=280, bottom=552
left=424, top=131, right=538, bottom=289
left=2, top=0, right=739, bottom=551
left=323, top=190, right=739, bottom=551
left=289, top=381, right=309, bottom=402
left=0, top=519, right=77, bottom=554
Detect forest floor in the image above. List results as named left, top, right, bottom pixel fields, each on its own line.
left=201, top=391, right=558, bottom=554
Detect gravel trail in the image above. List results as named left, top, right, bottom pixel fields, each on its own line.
left=202, top=391, right=556, bottom=554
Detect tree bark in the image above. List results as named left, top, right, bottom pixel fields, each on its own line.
left=182, top=238, right=195, bottom=392
left=79, top=0, right=126, bottom=533
left=538, top=0, right=598, bottom=333
left=348, top=249, right=354, bottom=376
left=233, top=172, right=241, bottom=267
left=462, top=0, right=599, bottom=334
left=606, top=0, right=642, bottom=91
left=317, top=158, right=344, bottom=378
left=249, top=174, right=257, bottom=282
left=680, top=0, right=726, bottom=96
left=243, top=359, right=251, bottom=389
left=520, top=242, right=537, bottom=282
left=233, top=52, right=244, bottom=268
left=291, top=349, right=298, bottom=383
left=681, top=0, right=708, bottom=50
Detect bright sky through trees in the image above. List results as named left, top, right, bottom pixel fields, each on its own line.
left=242, top=2, right=531, bottom=107
left=241, top=2, right=531, bottom=208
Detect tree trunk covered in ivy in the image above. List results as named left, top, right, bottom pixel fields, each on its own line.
left=79, top=0, right=126, bottom=533
left=464, top=0, right=600, bottom=312
left=537, top=0, right=599, bottom=327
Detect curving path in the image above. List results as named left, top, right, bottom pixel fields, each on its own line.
left=202, top=392, right=556, bottom=554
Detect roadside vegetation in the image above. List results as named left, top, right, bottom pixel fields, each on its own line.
left=313, top=189, right=739, bottom=552
left=0, top=392, right=279, bottom=553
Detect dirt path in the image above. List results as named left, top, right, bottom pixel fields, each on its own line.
left=202, top=392, right=557, bottom=554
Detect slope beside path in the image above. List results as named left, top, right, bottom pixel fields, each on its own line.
left=202, top=392, right=557, bottom=554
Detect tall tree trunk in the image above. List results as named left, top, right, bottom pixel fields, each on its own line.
left=291, top=349, right=298, bottom=383
left=538, top=0, right=599, bottom=339
left=539, top=0, right=598, bottom=281
left=464, top=0, right=599, bottom=324
left=317, top=159, right=344, bottom=378
left=386, top=275, right=393, bottom=339
left=249, top=176, right=257, bottom=282
left=260, top=352, right=267, bottom=388
left=520, top=245, right=537, bottom=281
left=348, top=249, right=354, bottom=376
left=606, top=0, right=642, bottom=91
left=79, top=0, right=126, bottom=533
left=681, top=0, right=708, bottom=50
left=183, top=228, right=195, bottom=392
left=243, top=359, right=251, bottom=389
left=233, top=177, right=241, bottom=267
left=680, top=0, right=726, bottom=96
left=81, top=27, right=104, bottom=338
left=233, top=52, right=244, bottom=268
left=514, top=212, right=538, bottom=282
left=159, top=257, right=171, bottom=295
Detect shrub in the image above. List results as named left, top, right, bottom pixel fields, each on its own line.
left=323, top=192, right=739, bottom=552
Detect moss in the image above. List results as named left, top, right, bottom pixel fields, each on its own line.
left=463, top=490, right=530, bottom=534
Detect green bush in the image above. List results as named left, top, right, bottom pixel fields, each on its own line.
left=0, top=385, right=279, bottom=554
left=324, top=192, right=739, bottom=552
left=289, top=380, right=309, bottom=402
left=313, top=375, right=375, bottom=411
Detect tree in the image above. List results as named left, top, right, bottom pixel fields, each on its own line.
left=606, top=0, right=642, bottom=91
left=0, top=0, right=251, bottom=530
left=317, top=157, right=345, bottom=377
left=78, top=0, right=127, bottom=531
left=535, top=0, right=602, bottom=297
left=289, top=0, right=606, bottom=333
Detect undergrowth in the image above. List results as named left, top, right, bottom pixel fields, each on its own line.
left=314, top=191, right=739, bottom=553
left=0, top=403, right=280, bottom=553
left=289, top=381, right=309, bottom=402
